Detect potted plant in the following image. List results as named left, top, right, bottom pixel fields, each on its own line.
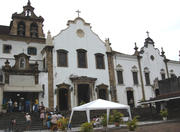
left=1, top=104, right=7, bottom=113
left=100, top=114, right=107, bottom=127
left=160, top=109, right=168, bottom=121
left=112, top=110, right=124, bottom=127
left=80, top=122, right=93, bottom=132
left=57, top=117, right=68, bottom=131
left=127, top=116, right=138, bottom=132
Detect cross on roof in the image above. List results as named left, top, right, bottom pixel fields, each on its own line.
left=27, top=0, right=31, bottom=5
left=76, top=10, right=81, bottom=17
left=146, top=31, right=150, bottom=37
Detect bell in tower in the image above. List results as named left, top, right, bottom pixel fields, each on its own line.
left=9, top=0, right=45, bottom=38
left=30, top=23, right=38, bottom=38
left=17, top=22, right=25, bottom=36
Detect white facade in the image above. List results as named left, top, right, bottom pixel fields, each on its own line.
left=1, top=1, right=180, bottom=112
left=114, top=37, right=180, bottom=107
left=53, top=17, right=111, bottom=109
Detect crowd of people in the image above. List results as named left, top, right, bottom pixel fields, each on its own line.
left=4, top=98, right=71, bottom=131
left=24, top=100, right=70, bottom=131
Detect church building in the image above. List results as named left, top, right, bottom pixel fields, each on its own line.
left=0, top=1, right=180, bottom=112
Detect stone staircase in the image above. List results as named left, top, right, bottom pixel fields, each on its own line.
left=0, top=112, right=44, bottom=131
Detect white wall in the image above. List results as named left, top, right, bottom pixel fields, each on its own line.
left=114, top=54, right=143, bottom=106
left=53, top=18, right=110, bottom=107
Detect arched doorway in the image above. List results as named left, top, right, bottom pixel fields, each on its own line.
left=77, top=84, right=90, bottom=105
left=155, top=89, right=160, bottom=97
left=126, top=90, right=134, bottom=108
left=59, top=88, right=68, bottom=111
left=56, top=83, right=71, bottom=111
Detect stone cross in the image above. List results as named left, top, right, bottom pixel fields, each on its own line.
left=146, top=31, right=149, bottom=37
left=76, top=10, right=81, bottom=17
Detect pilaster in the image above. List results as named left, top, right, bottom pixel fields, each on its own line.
left=164, top=59, right=170, bottom=78
left=137, top=55, right=146, bottom=100
left=44, top=45, right=54, bottom=109
left=106, top=52, right=117, bottom=102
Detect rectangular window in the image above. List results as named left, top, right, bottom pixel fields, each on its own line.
left=117, top=71, right=123, bottom=84
left=95, top=54, right=105, bottom=69
left=43, top=58, right=47, bottom=71
left=132, top=72, right=138, bottom=85
left=3, top=44, right=11, bottom=53
left=57, top=50, right=68, bottom=67
left=161, top=73, right=165, bottom=80
left=77, top=49, right=87, bottom=68
left=145, top=72, right=150, bottom=85
left=27, top=47, right=37, bottom=55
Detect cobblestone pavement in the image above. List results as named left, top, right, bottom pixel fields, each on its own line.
left=0, top=120, right=179, bottom=132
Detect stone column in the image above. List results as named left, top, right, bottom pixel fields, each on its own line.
left=89, top=83, right=94, bottom=101
left=45, top=46, right=54, bottom=109
left=74, top=83, right=78, bottom=106
left=25, top=21, right=31, bottom=37
left=0, top=86, right=3, bottom=112
left=37, top=23, right=45, bottom=38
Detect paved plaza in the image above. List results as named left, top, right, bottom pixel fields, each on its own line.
left=0, top=120, right=179, bottom=132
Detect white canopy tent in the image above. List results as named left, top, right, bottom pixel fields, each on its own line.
left=69, top=99, right=132, bottom=125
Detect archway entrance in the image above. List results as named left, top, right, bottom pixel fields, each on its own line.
left=3, top=92, right=38, bottom=112
left=58, top=88, right=68, bottom=111
left=78, top=84, right=90, bottom=105
left=127, top=90, right=134, bottom=108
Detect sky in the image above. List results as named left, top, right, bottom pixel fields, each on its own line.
left=0, top=0, right=180, bottom=61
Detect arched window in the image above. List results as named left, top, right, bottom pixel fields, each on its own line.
left=77, top=49, right=87, bottom=68
left=19, top=57, right=26, bottom=69
left=144, top=67, right=150, bottom=85
left=30, top=22, right=38, bottom=38
left=132, top=65, right=138, bottom=85
left=95, top=53, right=105, bottom=69
left=170, top=70, right=176, bottom=78
left=0, top=71, right=3, bottom=83
left=160, top=69, right=166, bottom=80
left=17, top=21, right=25, bottom=36
left=27, top=47, right=37, bottom=55
left=116, top=64, right=124, bottom=84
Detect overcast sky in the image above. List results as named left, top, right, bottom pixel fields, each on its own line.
left=1, top=0, right=180, bottom=61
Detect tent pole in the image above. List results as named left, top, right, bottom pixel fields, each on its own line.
left=69, top=110, right=74, bottom=124
left=106, top=109, right=110, bottom=132
left=128, top=108, right=132, bottom=120
left=86, top=110, right=90, bottom=123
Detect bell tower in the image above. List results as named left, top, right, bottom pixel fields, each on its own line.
left=9, top=0, right=44, bottom=38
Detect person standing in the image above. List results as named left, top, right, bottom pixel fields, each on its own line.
left=25, top=113, right=31, bottom=131
left=14, top=101, right=18, bottom=112
left=34, top=99, right=39, bottom=112
left=25, top=100, right=30, bottom=112
left=8, top=99, right=13, bottom=113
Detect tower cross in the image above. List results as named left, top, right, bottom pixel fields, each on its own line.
left=146, top=31, right=150, bottom=37
left=76, top=10, right=81, bottom=17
